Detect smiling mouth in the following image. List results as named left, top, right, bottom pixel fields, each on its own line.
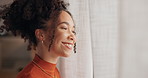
left=62, top=42, right=73, bottom=50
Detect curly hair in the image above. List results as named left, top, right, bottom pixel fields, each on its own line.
left=0, top=0, right=76, bottom=53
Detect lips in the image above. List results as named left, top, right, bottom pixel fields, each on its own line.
left=62, top=42, right=73, bottom=50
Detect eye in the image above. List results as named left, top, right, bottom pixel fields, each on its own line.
left=60, top=26, right=68, bottom=30
left=72, top=31, right=76, bottom=35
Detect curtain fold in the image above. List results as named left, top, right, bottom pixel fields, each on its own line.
left=89, top=0, right=119, bottom=78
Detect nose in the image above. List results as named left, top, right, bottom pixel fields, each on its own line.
left=68, top=32, right=76, bottom=42
left=69, top=35, right=74, bottom=40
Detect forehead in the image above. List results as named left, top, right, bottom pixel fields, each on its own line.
left=58, top=11, right=74, bottom=26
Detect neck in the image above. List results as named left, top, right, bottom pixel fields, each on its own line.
left=36, top=45, right=59, bottom=64
left=37, top=52, right=59, bottom=64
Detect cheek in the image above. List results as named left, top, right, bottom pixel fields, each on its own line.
left=55, top=32, right=67, bottom=41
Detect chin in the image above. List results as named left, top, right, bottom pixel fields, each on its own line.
left=62, top=54, right=71, bottom=57
left=61, top=52, right=72, bottom=57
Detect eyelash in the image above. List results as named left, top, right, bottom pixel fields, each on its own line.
left=61, top=27, right=76, bottom=35
left=61, top=27, right=67, bottom=30
left=72, top=31, right=76, bottom=35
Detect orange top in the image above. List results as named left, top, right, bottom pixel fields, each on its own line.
left=17, top=54, right=60, bottom=78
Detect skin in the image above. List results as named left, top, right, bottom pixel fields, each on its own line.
left=35, top=11, right=76, bottom=64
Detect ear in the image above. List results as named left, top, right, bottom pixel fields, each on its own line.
left=35, top=29, right=45, bottom=41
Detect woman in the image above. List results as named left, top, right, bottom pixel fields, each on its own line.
left=0, top=0, right=76, bottom=78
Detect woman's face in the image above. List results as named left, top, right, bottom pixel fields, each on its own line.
left=44, top=11, right=76, bottom=57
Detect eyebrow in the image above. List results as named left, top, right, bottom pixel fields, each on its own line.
left=57, top=22, right=75, bottom=28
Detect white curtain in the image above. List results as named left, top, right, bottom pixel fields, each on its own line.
left=58, top=0, right=93, bottom=78
left=120, top=0, right=148, bottom=78
left=89, top=0, right=119, bottom=78
left=58, top=0, right=119, bottom=78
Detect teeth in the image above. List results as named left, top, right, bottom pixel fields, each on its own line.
left=65, top=44, right=72, bottom=48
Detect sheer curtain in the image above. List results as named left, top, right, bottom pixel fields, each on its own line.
left=58, top=0, right=119, bottom=78
left=58, top=0, right=93, bottom=78
left=89, top=0, right=119, bottom=78
left=120, top=0, right=148, bottom=78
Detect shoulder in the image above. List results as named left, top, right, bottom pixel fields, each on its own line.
left=16, top=62, right=38, bottom=78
